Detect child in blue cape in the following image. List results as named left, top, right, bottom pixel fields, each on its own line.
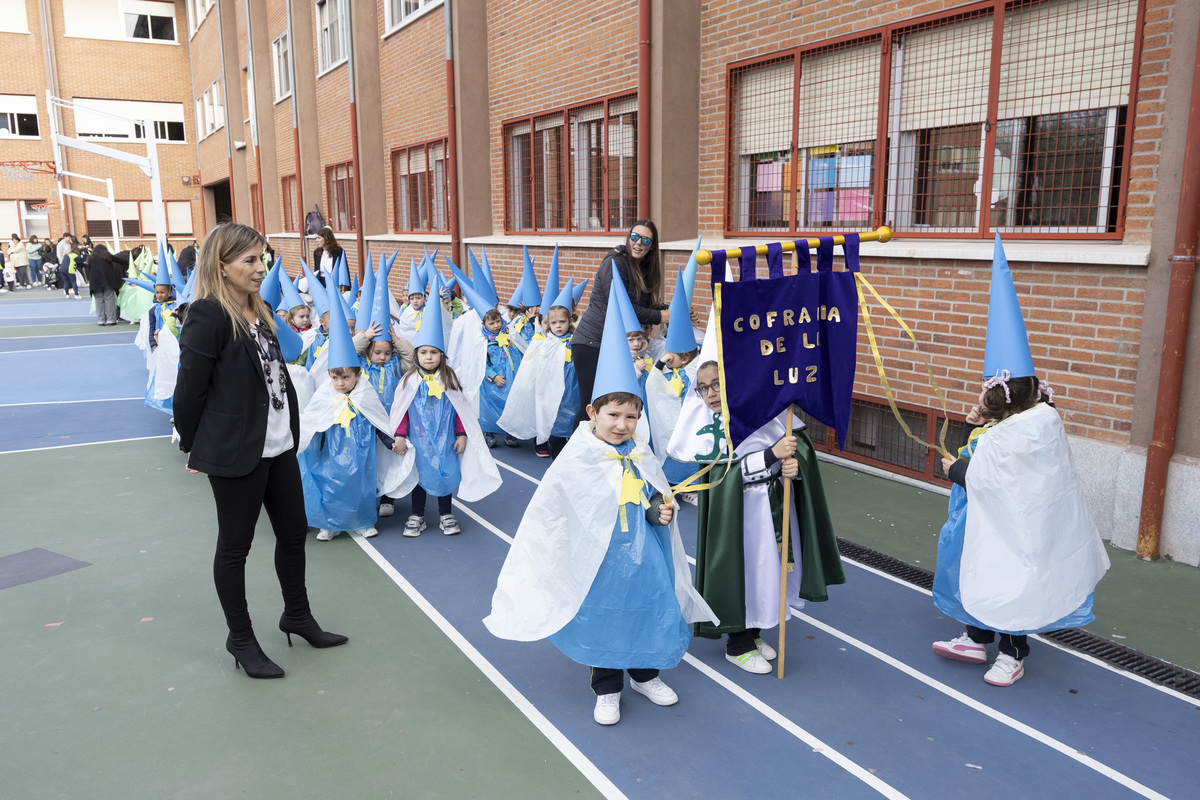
left=498, top=303, right=579, bottom=458
left=479, top=308, right=522, bottom=449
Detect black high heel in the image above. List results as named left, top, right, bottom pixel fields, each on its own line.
left=226, top=636, right=284, bottom=679
left=279, top=614, right=349, bottom=648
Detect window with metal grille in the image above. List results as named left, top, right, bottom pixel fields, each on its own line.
left=325, top=161, right=356, bottom=232
left=504, top=93, right=638, bottom=233
left=725, top=0, right=1140, bottom=239
left=391, top=139, right=449, bottom=232
left=281, top=175, right=299, bottom=232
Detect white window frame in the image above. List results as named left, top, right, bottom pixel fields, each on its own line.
left=121, top=0, right=178, bottom=44
left=188, top=0, right=214, bottom=36
left=384, top=0, right=443, bottom=37
left=315, top=0, right=347, bottom=76
left=273, top=33, right=292, bottom=102
left=0, top=95, right=41, bottom=139
left=73, top=98, right=187, bottom=144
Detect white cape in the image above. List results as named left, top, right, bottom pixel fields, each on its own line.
left=447, top=308, right=488, bottom=416
left=386, top=376, right=503, bottom=503
left=644, top=367, right=683, bottom=463
left=297, top=378, right=410, bottom=498
left=287, top=364, right=315, bottom=412
left=134, top=309, right=153, bottom=366
left=150, top=327, right=180, bottom=401
left=497, top=336, right=565, bottom=443
left=961, top=402, right=1110, bottom=631
left=483, top=422, right=718, bottom=641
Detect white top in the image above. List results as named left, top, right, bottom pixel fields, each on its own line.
left=256, top=325, right=293, bottom=458
left=319, top=250, right=334, bottom=281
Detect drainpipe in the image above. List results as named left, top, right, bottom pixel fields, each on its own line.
left=285, top=0, right=305, bottom=259
left=445, top=0, right=460, bottom=265
left=636, top=0, right=650, bottom=219
left=345, top=0, right=365, bottom=278
left=38, top=0, right=73, bottom=235
left=215, top=0, right=237, bottom=221
left=244, top=0, right=265, bottom=231
left=1136, top=19, right=1200, bottom=559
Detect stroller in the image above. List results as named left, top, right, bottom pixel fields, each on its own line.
left=43, top=262, right=61, bottom=290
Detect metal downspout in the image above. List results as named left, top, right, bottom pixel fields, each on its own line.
left=636, top=0, right=650, bottom=219
left=445, top=0, right=460, bottom=266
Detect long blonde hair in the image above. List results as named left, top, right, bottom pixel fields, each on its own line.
left=194, top=223, right=272, bottom=340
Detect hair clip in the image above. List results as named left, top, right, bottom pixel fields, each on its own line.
left=983, top=369, right=1012, bottom=404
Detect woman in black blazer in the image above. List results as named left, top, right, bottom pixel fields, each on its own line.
left=175, top=222, right=346, bottom=679
left=311, top=226, right=345, bottom=287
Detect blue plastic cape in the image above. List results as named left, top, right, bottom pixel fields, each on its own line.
left=299, top=410, right=379, bottom=532
left=361, top=354, right=403, bottom=409
left=480, top=325, right=523, bottom=434
left=406, top=376, right=463, bottom=497
left=548, top=439, right=690, bottom=669
left=552, top=331, right=579, bottom=438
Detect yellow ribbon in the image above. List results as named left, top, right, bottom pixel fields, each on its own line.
left=532, top=332, right=546, bottom=341
left=413, top=310, right=423, bottom=332
left=419, top=369, right=445, bottom=399
left=605, top=451, right=650, bottom=531
left=333, top=395, right=357, bottom=430
left=667, top=369, right=685, bottom=397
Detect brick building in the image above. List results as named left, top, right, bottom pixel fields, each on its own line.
left=5, top=0, right=1200, bottom=564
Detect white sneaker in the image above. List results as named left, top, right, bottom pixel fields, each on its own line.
left=754, top=638, right=777, bottom=661
left=378, top=501, right=394, bottom=518
left=358, top=527, right=378, bottom=538
left=630, top=677, right=678, bottom=706
left=984, top=654, right=1025, bottom=687
left=316, top=529, right=339, bottom=541
left=678, top=492, right=699, bottom=506
left=439, top=514, right=461, bottom=535
left=932, top=632, right=988, bottom=664
left=726, top=650, right=772, bottom=674
left=593, top=692, right=621, bottom=725
left=403, top=515, right=426, bottom=538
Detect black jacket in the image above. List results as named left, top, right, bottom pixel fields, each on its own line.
left=312, top=246, right=346, bottom=286
left=572, top=246, right=666, bottom=348
left=174, top=299, right=300, bottom=477
left=88, top=255, right=124, bottom=292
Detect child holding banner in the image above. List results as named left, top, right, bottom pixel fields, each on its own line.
left=484, top=268, right=717, bottom=726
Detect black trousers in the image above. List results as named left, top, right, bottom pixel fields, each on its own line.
left=590, top=666, right=660, bottom=695
left=726, top=627, right=762, bottom=657
left=966, top=625, right=1030, bottom=660
left=208, top=451, right=310, bottom=640
left=572, top=342, right=600, bottom=426
left=411, top=485, right=452, bottom=516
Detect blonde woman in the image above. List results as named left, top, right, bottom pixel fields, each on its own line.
left=174, top=222, right=347, bottom=680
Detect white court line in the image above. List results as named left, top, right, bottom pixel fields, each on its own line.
left=0, top=434, right=169, bottom=455
left=453, top=497, right=910, bottom=799
left=0, top=342, right=133, bottom=355
left=0, top=315, right=95, bottom=321
left=0, top=329, right=136, bottom=340
left=797, top=612, right=1170, bottom=799
left=0, top=397, right=142, bottom=407
left=349, top=532, right=629, bottom=800
left=496, top=454, right=1199, bottom=706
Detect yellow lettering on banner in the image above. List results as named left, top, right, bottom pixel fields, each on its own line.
left=803, top=332, right=816, bottom=349
left=734, top=317, right=744, bottom=332
left=807, top=365, right=818, bottom=383
left=766, top=311, right=778, bottom=328
left=798, top=308, right=811, bottom=324
left=819, top=305, right=827, bottom=321
left=776, top=336, right=786, bottom=354
left=783, top=309, right=794, bottom=326
left=773, top=370, right=784, bottom=386
left=761, top=339, right=774, bottom=356
left=774, top=368, right=800, bottom=384
left=828, top=306, right=841, bottom=323
left=749, top=315, right=760, bottom=331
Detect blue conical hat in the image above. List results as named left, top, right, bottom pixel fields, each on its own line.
left=349, top=270, right=359, bottom=300
left=300, top=258, right=330, bottom=319
left=336, top=252, right=351, bottom=288
left=405, top=257, right=425, bottom=297
left=273, top=314, right=304, bottom=363
left=664, top=268, right=696, bottom=354
left=154, top=245, right=172, bottom=288
left=549, top=277, right=574, bottom=311
left=572, top=278, right=589, bottom=306
left=180, top=265, right=197, bottom=303
left=506, top=272, right=527, bottom=308
left=480, top=248, right=498, bottom=306
left=337, top=278, right=356, bottom=329
left=371, top=249, right=395, bottom=342
left=279, top=267, right=304, bottom=312
left=259, top=260, right=283, bottom=311
left=413, top=269, right=447, bottom=353
left=520, top=246, right=541, bottom=308
left=447, top=255, right=495, bottom=315
left=682, top=235, right=702, bottom=304
left=591, top=269, right=643, bottom=401
left=538, top=244, right=561, bottom=317
left=324, top=273, right=360, bottom=370
left=166, top=247, right=186, bottom=295
left=355, top=252, right=378, bottom=329
left=140, top=270, right=156, bottom=283
left=122, top=277, right=156, bottom=292
left=609, top=263, right=642, bottom=334
left=468, top=247, right=498, bottom=307
left=983, top=234, right=1036, bottom=379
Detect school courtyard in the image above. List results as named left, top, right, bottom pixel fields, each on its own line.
left=2, top=291, right=1197, bottom=800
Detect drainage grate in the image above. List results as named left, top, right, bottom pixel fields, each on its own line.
left=836, top=538, right=1200, bottom=700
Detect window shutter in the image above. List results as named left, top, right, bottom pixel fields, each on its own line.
left=795, top=40, right=882, bottom=149
left=734, top=58, right=794, bottom=155
left=895, top=13, right=993, bottom=131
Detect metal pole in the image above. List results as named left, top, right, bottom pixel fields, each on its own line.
left=244, top=0, right=265, bottom=231
left=445, top=0, right=460, bottom=265
left=108, top=178, right=120, bottom=251
left=636, top=0, right=650, bottom=219
left=215, top=0, right=236, bottom=221
left=345, top=0, right=365, bottom=278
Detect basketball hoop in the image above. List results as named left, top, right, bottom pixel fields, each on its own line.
left=0, top=160, right=57, bottom=182
left=30, top=201, right=60, bottom=211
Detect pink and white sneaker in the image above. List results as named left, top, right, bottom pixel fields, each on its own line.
left=932, top=632, right=988, bottom=664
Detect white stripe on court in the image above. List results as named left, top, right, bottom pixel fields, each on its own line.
left=0, top=315, right=95, bottom=321
left=797, top=612, right=1170, bottom=799
left=0, top=342, right=134, bottom=355
left=0, top=329, right=138, bottom=340
left=452, top=497, right=911, bottom=799
left=0, top=397, right=142, bottom=407
left=349, top=532, right=630, bottom=800
left=0, top=434, right=169, bottom=455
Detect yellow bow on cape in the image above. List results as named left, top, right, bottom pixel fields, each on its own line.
left=606, top=451, right=650, bottom=531
left=419, top=369, right=445, bottom=399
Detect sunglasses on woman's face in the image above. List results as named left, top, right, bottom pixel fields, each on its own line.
left=629, top=233, right=654, bottom=246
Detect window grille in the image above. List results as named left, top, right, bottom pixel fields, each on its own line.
left=725, top=0, right=1141, bottom=239
left=281, top=175, right=299, bottom=232
left=391, top=139, right=449, bottom=232
left=325, top=161, right=356, bottom=232
left=504, top=93, right=638, bottom=233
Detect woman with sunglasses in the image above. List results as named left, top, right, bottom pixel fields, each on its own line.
left=572, top=220, right=669, bottom=426
left=175, top=222, right=347, bottom=680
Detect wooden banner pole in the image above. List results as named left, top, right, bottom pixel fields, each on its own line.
left=777, top=404, right=794, bottom=680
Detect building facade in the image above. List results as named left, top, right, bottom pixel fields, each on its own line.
left=4, top=0, right=1200, bottom=564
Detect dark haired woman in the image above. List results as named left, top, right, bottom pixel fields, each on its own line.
left=311, top=226, right=345, bottom=287
left=175, top=222, right=346, bottom=680
left=88, top=245, right=123, bottom=325
left=571, top=220, right=669, bottom=426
